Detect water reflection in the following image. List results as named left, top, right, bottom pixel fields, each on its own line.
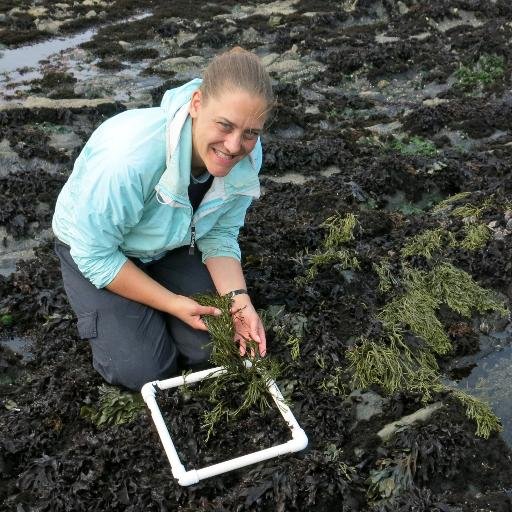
left=454, top=337, right=512, bottom=446
left=1, top=336, right=34, bottom=361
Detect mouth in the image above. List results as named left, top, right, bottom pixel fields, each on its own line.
left=212, top=147, right=237, bottom=162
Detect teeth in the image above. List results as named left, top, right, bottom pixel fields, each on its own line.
left=213, top=148, right=233, bottom=160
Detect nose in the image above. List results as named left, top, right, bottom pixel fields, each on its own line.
left=223, top=132, right=242, bottom=155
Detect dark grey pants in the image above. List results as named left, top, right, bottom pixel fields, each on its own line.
left=55, top=241, right=215, bottom=391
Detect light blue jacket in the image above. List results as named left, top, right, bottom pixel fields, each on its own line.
left=52, top=79, right=262, bottom=288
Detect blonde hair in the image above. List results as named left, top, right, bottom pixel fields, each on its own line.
left=200, top=47, right=274, bottom=110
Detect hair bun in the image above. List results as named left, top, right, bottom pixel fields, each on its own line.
left=229, top=46, right=247, bottom=54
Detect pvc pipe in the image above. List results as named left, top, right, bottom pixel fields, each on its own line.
left=141, top=382, right=193, bottom=483
left=141, top=364, right=308, bottom=486
left=155, top=366, right=226, bottom=390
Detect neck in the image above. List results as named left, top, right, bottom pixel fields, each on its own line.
left=191, top=165, right=207, bottom=178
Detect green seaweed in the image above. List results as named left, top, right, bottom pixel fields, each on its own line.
left=373, top=259, right=399, bottom=294
left=432, top=191, right=472, bottom=213
left=401, top=228, right=454, bottom=260
left=323, top=212, right=358, bottom=249
left=80, top=385, right=145, bottom=427
left=391, top=136, right=438, bottom=157
left=347, top=333, right=442, bottom=401
left=451, top=389, right=503, bottom=439
left=455, top=54, right=505, bottom=91
left=459, top=223, right=491, bottom=251
left=195, top=294, right=283, bottom=440
left=379, top=269, right=452, bottom=355
left=1, top=313, right=14, bottom=327
left=429, top=263, right=507, bottom=318
left=297, top=213, right=360, bottom=284
left=451, top=197, right=493, bottom=219
left=351, top=257, right=507, bottom=437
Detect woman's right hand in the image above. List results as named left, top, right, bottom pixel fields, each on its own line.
left=168, top=295, right=221, bottom=331
left=107, top=261, right=220, bottom=330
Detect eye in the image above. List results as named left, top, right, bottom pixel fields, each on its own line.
left=244, top=131, right=259, bottom=141
left=217, top=122, right=231, bottom=131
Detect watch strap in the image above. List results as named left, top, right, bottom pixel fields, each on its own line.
left=224, top=288, right=248, bottom=299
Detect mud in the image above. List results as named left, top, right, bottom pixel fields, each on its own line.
left=1, top=0, right=512, bottom=511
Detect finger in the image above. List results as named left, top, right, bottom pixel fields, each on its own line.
left=238, top=337, right=246, bottom=356
left=248, top=331, right=259, bottom=358
left=200, top=306, right=222, bottom=316
left=257, top=324, right=267, bottom=356
left=193, top=317, right=209, bottom=331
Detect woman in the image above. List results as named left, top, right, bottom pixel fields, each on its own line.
left=52, top=48, right=272, bottom=391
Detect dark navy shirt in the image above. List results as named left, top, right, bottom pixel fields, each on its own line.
left=188, top=172, right=213, bottom=212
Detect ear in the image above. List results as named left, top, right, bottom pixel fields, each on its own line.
left=189, top=89, right=202, bottom=118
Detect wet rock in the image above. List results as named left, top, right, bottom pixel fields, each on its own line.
left=320, top=166, right=341, bottom=178
left=274, top=124, right=304, bottom=139
left=0, top=139, right=20, bottom=178
left=154, top=55, right=205, bottom=74
left=176, top=31, right=196, bottom=47
left=247, top=0, right=299, bottom=17
left=83, top=0, right=107, bottom=6
left=377, top=402, right=444, bottom=442
left=34, top=19, right=63, bottom=35
left=27, top=7, right=48, bottom=17
left=300, top=88, right=325, bottom=102
left=0, top=97, right=117, bottom=110
left=397, top=1, right=410, bottom=15
left=241, top=27, right=260, bottom=44
left=0, top=227, right=53, bottom=278
left=429, top=10, right=484, bottom=33
left=261, top=53, right=280, bottom=67
left=351, top=390, right=387, bottom=421
left=375, top=34, right=401, bottom=44
left=423, top=97, right=449, bottom=107
left=47, top=131, right=83, bottom=157
left=267, top=59, right=302, bottom=74
left=263, top=172, right=310, bottom=185
left=118, top=40, right=132, bottom=51
left=269, top=15, right=282, bottom=27
left=367, top=120, right=402, bottom=135
left=85, top=10, right=97, bottom=19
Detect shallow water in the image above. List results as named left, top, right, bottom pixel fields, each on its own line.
left=0, top=11, right=153, bottom=97
left=1, top=335, right=34, bottom=361
left=0, top=12, right=152, bottom=77
left=454, top=330, right=512, bottom=446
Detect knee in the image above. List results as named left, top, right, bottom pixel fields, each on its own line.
left=94, top=350, right=177, bottom=392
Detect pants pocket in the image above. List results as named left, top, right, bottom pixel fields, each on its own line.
left=77, top=312, right=98, bottom=340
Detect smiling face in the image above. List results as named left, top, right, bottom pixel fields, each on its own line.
left=189, top=88, right=268, bottom=177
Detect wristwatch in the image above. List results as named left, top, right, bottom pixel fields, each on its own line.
left=224, top=288, right=249, bottom=299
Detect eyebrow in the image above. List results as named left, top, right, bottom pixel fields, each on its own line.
left=217, top=117, right=262, bottom=133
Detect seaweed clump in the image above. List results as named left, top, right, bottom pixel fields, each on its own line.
left=195, top=294, right=282, bottom=440
left=297, top=212, right=360, bottom=284
left=349, top=260, right=507, bottom=438
left=80, top=385, right=145, bottom=427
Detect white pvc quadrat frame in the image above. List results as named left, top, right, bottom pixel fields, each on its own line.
left=141, top=363, right=308, bottom=486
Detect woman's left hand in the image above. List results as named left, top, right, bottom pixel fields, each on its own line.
left=230, top=295, right=267, bottom=357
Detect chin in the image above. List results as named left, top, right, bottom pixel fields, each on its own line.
left=207, top=166, right=234, bottom=178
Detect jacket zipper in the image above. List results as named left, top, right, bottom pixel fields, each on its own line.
left=189, top=225, right=196, bottom=255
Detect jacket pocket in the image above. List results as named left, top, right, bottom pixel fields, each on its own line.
left=77, top=311, right=98, bottom=340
